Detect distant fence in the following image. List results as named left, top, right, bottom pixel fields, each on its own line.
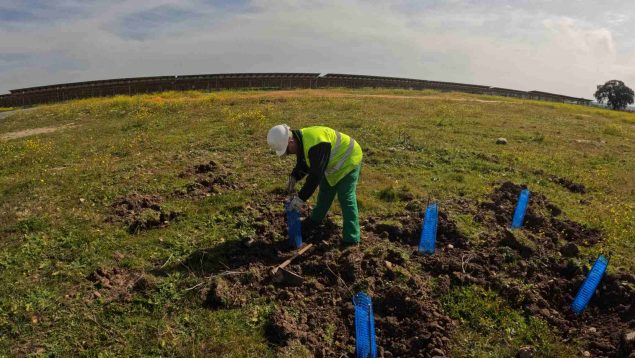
left=0, top=73, right=592, bottom=107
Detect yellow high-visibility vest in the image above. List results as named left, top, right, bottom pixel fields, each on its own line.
left=300, top=126, right=362, bottom=186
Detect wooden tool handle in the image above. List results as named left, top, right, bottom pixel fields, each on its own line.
left=276, top=243, right=313, bottom=270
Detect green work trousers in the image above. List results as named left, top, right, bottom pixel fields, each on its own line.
left=310, top=165, right=361, bottom=243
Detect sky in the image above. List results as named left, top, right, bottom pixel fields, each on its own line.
left=1, top=0, right=634, bottom=98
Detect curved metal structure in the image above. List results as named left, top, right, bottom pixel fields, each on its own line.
left=0, top=73, right=592, bottom=107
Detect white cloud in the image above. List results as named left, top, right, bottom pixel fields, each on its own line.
left=1, top=0, right=635, bottom=98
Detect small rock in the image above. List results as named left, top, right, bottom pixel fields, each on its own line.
left=384, top=260, right=393, bottom=270
left=92, top=291, right=101, bottom=298
left=447, top=244, right=454, bottom=250
left=496, top=137, right=508, bottom=145
left=79, top=198, right=85, bottom=203
left=588, top=326, right=597, bottom=333
left=619, top=331, right=635, bottom=356
left=517, top=346, right=534, bottom=358
left=582, top=351, right=590, bottom=357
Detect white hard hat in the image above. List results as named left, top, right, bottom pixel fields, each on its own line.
left=267, top=124, right=291, bottom=156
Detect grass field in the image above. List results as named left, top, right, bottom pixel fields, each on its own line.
left=0, top=89, right=633, bottom=356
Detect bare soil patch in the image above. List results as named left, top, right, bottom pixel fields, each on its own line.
left=0, top=123, right=75, bottom=141
left=180, top=184, right=632, bottom=357
left=404, top=182, right=629, bottom=358
left=86, top=267, right=155, bottom=303
left=109, top=193, right=180, bottom=234
left=175, top=160, right=238, bottom=198
left=533, top=170, right=587, bottom=194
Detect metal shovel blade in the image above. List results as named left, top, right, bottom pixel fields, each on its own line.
left=273, top=267, right=305, bottom=286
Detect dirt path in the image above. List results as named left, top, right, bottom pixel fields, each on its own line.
left=0, top=108, right=37, bottom=121
left=326, top=92, right=504, bottom=103
left=0, top=111, right=15, bottom=121
left=0, top=123, right=75, bottom=141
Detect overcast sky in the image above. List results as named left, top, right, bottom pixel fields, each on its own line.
left=1, top=0, right=634, bottom=98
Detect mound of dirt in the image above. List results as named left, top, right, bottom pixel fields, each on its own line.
left=219, top=236, right=454, bottom=357
left=185, top=184, right=633, bottom=357
left=550, top=176, right=587, bottom=194
left=363, top=203, right=470, bottom=250
left=110, top=193, right=179, bottom=234
left=176, top=160, right=238, bottom=197
left=276, top=239, right=453, bottom=357
left=533, top=170, right=587, bottom=194
left=413, top=182, right=632, bottom=357
left=190, top=194, right=453, bottom=357
left=476, top=181, right=600, bottom=248
left=86, top=267, right=155, bottom=303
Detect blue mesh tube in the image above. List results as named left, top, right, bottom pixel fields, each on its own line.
left=418, top=203, right=438, bottom=254
left=511, top=189, right=530, bottom=229
left=285, top=202, right=303, bottom=248
left=353, top=292, right=377, bottom=358
left=571, top=255, right=609, bottom=315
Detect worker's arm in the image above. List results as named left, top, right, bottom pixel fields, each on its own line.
left=290, top=159, right=308, bottom=181
left=297, top=143, right=331, bottom=201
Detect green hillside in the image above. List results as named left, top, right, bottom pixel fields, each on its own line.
left=0, top=89, right=633, bottom=357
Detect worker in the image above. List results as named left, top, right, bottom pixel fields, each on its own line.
left=267, top=124, right=363, bottom=244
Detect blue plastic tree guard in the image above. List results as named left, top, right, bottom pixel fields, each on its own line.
left=511, top=189, right=530, bottom=229
left=285, top=201, right=303, bottom=248
left=418, top=203, right=438, bottom=254
left=353, top=292, right=377, bottom=358
left=571, top=255, right=609, bottom=315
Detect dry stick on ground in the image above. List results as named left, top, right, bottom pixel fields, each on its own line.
left=160, top=254, right=174, bottom=269
left=85, top=312, right=126, bottom=343
left=270, top=244, right=314, bottom=274
left=461, top=254, right=474, bottom=274
left=325, top=261, right=354, bottom=298
left=184, top=270, right=249, bottom=291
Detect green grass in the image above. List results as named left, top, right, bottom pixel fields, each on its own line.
left=442, top=286, right=577, bottom=357
left=0, top=107, right=14, bottom=112
left=0, top=88, right=634, bottom=356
